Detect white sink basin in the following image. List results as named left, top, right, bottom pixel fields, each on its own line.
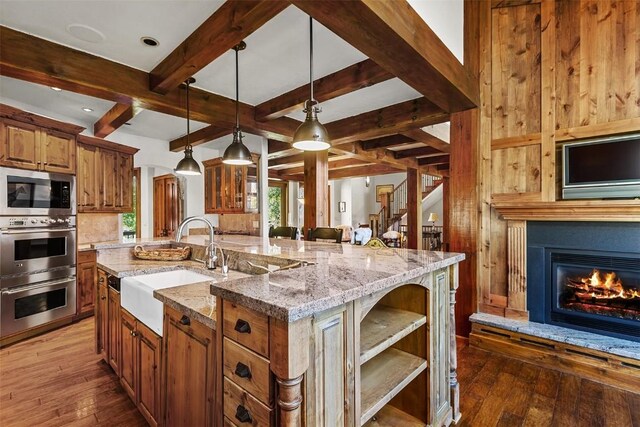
left=121, top=270, right=214, bottom=337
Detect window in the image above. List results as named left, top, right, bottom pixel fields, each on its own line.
left=268, top=181, right=287, bottom=227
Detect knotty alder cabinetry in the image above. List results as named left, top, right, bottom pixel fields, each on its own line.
left=76, top=250, right=96, bottom=319
left=204, top=157, right=259, bottom=214
left=77, top=135, right=138, bottom=213
left=0, top=104, right=84, bottom=174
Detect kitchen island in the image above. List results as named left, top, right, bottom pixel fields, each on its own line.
left=92, top=235, right=464, bottom=426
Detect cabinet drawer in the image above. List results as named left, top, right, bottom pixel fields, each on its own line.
left=223, top=300, right=269, bottom=357
left=77, top=249, right=96, bottom=264
left=223, top=337, right=271, bottom=406
left=224, top=378, right=272, bottom=427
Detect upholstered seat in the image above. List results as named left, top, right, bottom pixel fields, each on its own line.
left=269, top=226, right=298, bottom=240
left=307, top=227, right=343, bottom=243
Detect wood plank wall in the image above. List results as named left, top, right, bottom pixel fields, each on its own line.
left=458, top=0, right=640, bottom=328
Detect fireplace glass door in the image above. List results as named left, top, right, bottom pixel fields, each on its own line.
left=550, top=251, right=640, bottom=341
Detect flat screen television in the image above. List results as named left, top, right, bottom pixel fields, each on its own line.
left=562, top=133, right=640, bottom=200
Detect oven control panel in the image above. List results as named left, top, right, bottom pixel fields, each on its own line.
left=0, top=216, right=76, bottom=229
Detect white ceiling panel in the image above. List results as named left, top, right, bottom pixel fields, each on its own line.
left=0, top=76, right=114, bottom=130
left=193, top=6, right=368, bottom=105
left=287, top=78, right=421, bottom=123
left=0, top=0, right=225, bottom=71
left=110, top=109, right=209, bottom=141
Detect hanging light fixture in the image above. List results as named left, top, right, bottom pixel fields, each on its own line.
left=292, top=17, right=330, bottom=151
left=175, top=77, right=202, bottom=175
left=223, top=41, right=253, bottom=166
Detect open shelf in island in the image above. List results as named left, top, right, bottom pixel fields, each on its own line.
left=362, top=404, right=426, bottom=427
left=360, top=305, right=427, bottom=364
left=360, top=347, right=427, bottom=425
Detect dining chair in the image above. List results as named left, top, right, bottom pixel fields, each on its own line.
left=268, top=226, right=298, bottom=240
left=306, top=227, right=343, bottom=243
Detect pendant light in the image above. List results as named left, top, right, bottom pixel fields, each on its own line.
left=175, top=77, right=202, bottom=175
left=223, top=41, right=253, bottom=166
left=292, top=17, right=331, bottom=151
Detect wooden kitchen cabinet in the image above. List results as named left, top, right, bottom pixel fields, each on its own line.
left=120, top=308, right=163, bottom=427
left=203, top=157, right=259, bottom=214
left=163, top=305, right=216, bottom=426
left=76, top=250, right=96, bottom=319
left=76, top=135, right=138, bottom=213
left=96, top=269, right=108, bottom=360
left=108, top=285, right=121, bottom=375
left=0, top=118, right=77, bottom=174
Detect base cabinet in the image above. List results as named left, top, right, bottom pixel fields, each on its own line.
left=120, top=308, right=163, bottom=427
left=108, top=286, right=121, bottom=374
left=96, top=269, right=108, bottom=359
left=163, top=305, right=216, bottom=427
left=76, top=250, right=96, bottom=319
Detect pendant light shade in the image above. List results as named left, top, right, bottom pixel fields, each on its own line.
left=292, top=17, right=330, bottom=151
left=175, top=77, right=202, bottom=175
left=223, top=41, right=253, bottom=166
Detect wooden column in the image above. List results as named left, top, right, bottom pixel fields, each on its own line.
left=303, top=151, right=329, bottom=230
left=270, top=317, right=311, bottom=426
left=406, top=168, right=422, bottom=250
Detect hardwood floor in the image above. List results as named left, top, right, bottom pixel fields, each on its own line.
left=1, top=319, right=638, bottom=427
left=0, top=318, right=145, bottom=427
left=457, top=342, right=640, bottom=427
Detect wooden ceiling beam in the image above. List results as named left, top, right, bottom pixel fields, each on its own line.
left=418, top=154, right=450, bottom=166
left=150, top=0, right=288, bottom=94
left=268, top=139, right=293, bottom=154
left=401, top=128, right=451, bottom=153
left=326, top=97, right=449, bottom=144
left=0, top=26, right=299, bottom=148
left=93, top=103, right=138, bottom=138
left=291, top=0, right=479, bottom=113
left=329, top=164, right=401, bottom=180
left=331, top=140, right=418, bottom=170
left=278, top=158, right=373, bottom=176
left=361, top=134, right=416, bottom=150
left=254, top=58, right=393, bottom=121
left=393, top=146, right=441, bottom=159
left=169, top=126, right=231, bottom=152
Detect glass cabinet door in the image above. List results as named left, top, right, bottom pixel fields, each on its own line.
left=245, top=165, right=258, bottom=213
left=234, top=166, right=244, bottom=210
left=214, top=165, right=223, bottom=210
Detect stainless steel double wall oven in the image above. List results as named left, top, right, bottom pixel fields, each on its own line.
left=0, top=168, right=77, bottom=338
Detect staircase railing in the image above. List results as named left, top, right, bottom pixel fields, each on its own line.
left=390, top=179, right=407, bottom=223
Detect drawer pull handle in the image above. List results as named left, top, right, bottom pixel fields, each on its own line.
left=235, top=405, right=252, bottom=424
left=99, top=277, right=105, bottom=283
left=100, top=295, right=106, bottom=300
left=179, top=315, right=191, bottom=326
left=234, top=362, right=252, bottom=379
left=234, top=319, right=251, bottom=334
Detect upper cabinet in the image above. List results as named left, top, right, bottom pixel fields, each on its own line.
left=77, top=135, right=138, bottom=213
left=0, top=104, right=84, bottom=174
left=203, top=157, right=259, bottom=214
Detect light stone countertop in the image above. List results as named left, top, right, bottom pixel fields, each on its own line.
left=93, top=235, right=464, bottom=323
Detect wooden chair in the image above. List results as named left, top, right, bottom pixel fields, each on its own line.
left=307, top=227, right=343, bottom=243
left=269, top=226, right=298, bottom=240
left=364, top=237, right=388, bottom=248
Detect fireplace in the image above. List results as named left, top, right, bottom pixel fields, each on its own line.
left=528, top=222, right=640, bottom=342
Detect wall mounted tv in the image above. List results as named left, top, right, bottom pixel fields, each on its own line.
left=562, top=133, right=640, bottom=200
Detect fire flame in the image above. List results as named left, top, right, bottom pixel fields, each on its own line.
left=570, top=269, right=640, bottom=300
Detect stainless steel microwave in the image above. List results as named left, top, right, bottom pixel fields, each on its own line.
left=0, top=168, right=76, bottom=216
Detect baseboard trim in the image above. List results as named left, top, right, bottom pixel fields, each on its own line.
left=470, top=323, right=640, bottom=394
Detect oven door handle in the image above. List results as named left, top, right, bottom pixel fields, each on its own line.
left=1, top=277, right=75, bottom=295
left=0, top=227, right=76, bottom=235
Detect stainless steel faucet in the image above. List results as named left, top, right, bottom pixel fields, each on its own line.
left=207, top=242, right=229, bottom=275
left=175, top=216, right=217, bottom=270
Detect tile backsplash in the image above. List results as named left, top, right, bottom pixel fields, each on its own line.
left=77, top=213, right=121, bottom=244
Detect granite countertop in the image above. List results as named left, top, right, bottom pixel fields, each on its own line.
left=92, top=235, right=465, bottom=324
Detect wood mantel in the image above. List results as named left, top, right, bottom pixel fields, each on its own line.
left=493, top=200, right=640, bottom=222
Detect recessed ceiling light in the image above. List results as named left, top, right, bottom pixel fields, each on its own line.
left=141, top=36, right=159, bottom=47
left=66, top=23, right=106, bottom=44
left=50, top=87, right=62, bottom=92
left=82, top=107, right=93, bottom=112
